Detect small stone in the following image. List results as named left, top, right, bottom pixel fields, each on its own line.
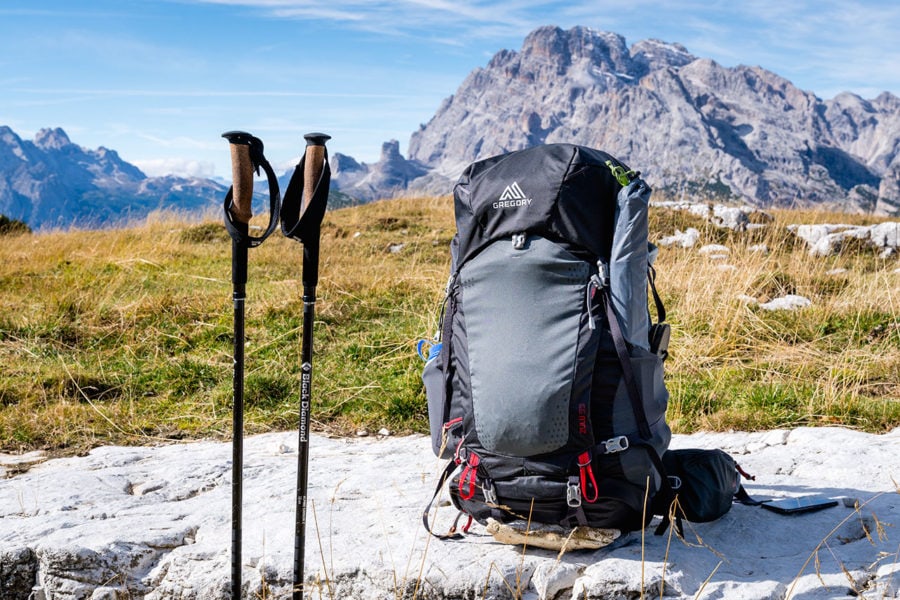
left=759, top=295, right=811, bottom=311
left=378, top=428, right=391, bottom=437
left=355, top=429, right=369, bottom=437
left=657, top=227, right=700, bottom=248
left=699, top=244, right=730, bottom=255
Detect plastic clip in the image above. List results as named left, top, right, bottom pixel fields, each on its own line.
left=483, top=480, right=498, bottom=505
left=602, top=436, right=629, bottom=454
left=566, top=477, right=582, bottom=508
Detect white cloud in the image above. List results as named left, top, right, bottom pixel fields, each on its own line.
left=134, top=158, right=217, bottom=178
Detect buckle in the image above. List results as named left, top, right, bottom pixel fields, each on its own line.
left=595, top=261, right=610, bottom=288
left=566, top=479, right=582, bottom=508
left=602, top=436, right=629, bottom=454
left=483, top=482, right=498, bottom=505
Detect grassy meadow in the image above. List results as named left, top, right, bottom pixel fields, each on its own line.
left=0, top=197, right=898, bottom=455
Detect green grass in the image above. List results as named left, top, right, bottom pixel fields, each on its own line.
left=0, top=198, right=898, bottom=455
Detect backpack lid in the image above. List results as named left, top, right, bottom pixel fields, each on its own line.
left=452, top=144, right=628, bottom=266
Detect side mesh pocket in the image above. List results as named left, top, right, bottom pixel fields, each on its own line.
left=422, top=353, right=448, bottom=458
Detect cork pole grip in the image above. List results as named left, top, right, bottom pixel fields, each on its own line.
left=301, top=144, right=326, bottom=219
left=229, top=143, right=254, bottom=225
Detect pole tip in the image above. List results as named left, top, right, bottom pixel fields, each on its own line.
left=304, top=132, right=331, bottom=147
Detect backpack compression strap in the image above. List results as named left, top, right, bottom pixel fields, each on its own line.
left=421, top=460, right=466, bottom=540
left=594, top=276, right=653, bottom=441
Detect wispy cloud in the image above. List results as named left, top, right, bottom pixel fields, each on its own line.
left=13, top=88, right=408, bottom=99
left=133, top=157, right=216, bottom=178
left=186, top=0, right=554, bottom=42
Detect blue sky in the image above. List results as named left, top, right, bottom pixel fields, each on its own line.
left=2, top=0, right=898, bottom=180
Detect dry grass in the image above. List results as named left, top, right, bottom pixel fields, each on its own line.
left=652, top=206, right=900, bottom=432
left=0, top=196, right=898, bottom=455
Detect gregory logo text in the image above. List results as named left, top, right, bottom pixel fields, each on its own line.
left=493, top=181, right=532, bottom=208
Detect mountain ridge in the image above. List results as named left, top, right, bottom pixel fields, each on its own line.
left=0, top=126, right=226, bottom=230
left=334, top=25, right=900, bottom=215
left=4, top=25, right=900, bottom=228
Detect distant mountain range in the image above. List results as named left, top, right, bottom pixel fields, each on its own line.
left=0, top=126, right=227, bottom=230
left=333, top=25, right=900, bottom=215
left=4, top=25, right=899, bottom=230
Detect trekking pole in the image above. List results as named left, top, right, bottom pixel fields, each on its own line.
left=280, top=132, right=331, bottom=600
left=221, top=131, right=280, bottom=599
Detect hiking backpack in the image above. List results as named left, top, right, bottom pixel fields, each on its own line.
left=421, top=143, right=675, bottom=535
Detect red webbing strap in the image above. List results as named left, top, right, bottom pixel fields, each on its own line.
left=577, top=452, right=599, bottom=503
left=458, top=453, right=480, bottom=501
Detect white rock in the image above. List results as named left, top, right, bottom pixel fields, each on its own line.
left=652, top=202, right=773, bottom=231
left=870, top=221, right=900, bottom=248
left=2, top=429, right=900, bottom=599
left=699, top=244, right=730, bottom=255
left=789, top=222, right=900, bottom=256
left=274, top=442, right=294, bottom=454
left=532, top=561, right=585, bottom=599
left=748, top=243, right=769, bottom=253
left=759, top=294, right=812, bottom=311
left=0, top=450, right=48, bottom=470
left=736, top=294, right=758, bottom=305
left=658, top=227, right=700, bottom=248
left=711, top=205, right=750, bottom=230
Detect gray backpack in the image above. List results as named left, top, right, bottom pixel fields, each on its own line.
left=421, top=143, right=674, bottom=535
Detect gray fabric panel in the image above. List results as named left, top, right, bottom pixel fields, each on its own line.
left=611, top=346, right=671, bottom=488
left=609, top=179, right=652, bottom=350
left=461, top=236, right=589, bottom=457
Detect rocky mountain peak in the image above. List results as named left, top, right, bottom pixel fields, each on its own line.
left=630, top=38, right=696, bottom=71
left=518, top=25, right=634, bottom=76
left=380, top=139, right=403, bottom=162
left=0, top=124, right=225, bottom=229
left=34, top=127, right=72, bottom=150
left=399, top=25, right=900, bottom=216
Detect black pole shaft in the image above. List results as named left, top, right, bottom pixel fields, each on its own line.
left=231, top=238, right=248, bottom=600
left=293, top=245, right=318, bottom=600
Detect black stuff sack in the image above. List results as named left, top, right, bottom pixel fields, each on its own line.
left=654, top=448, right=748, bottom=527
